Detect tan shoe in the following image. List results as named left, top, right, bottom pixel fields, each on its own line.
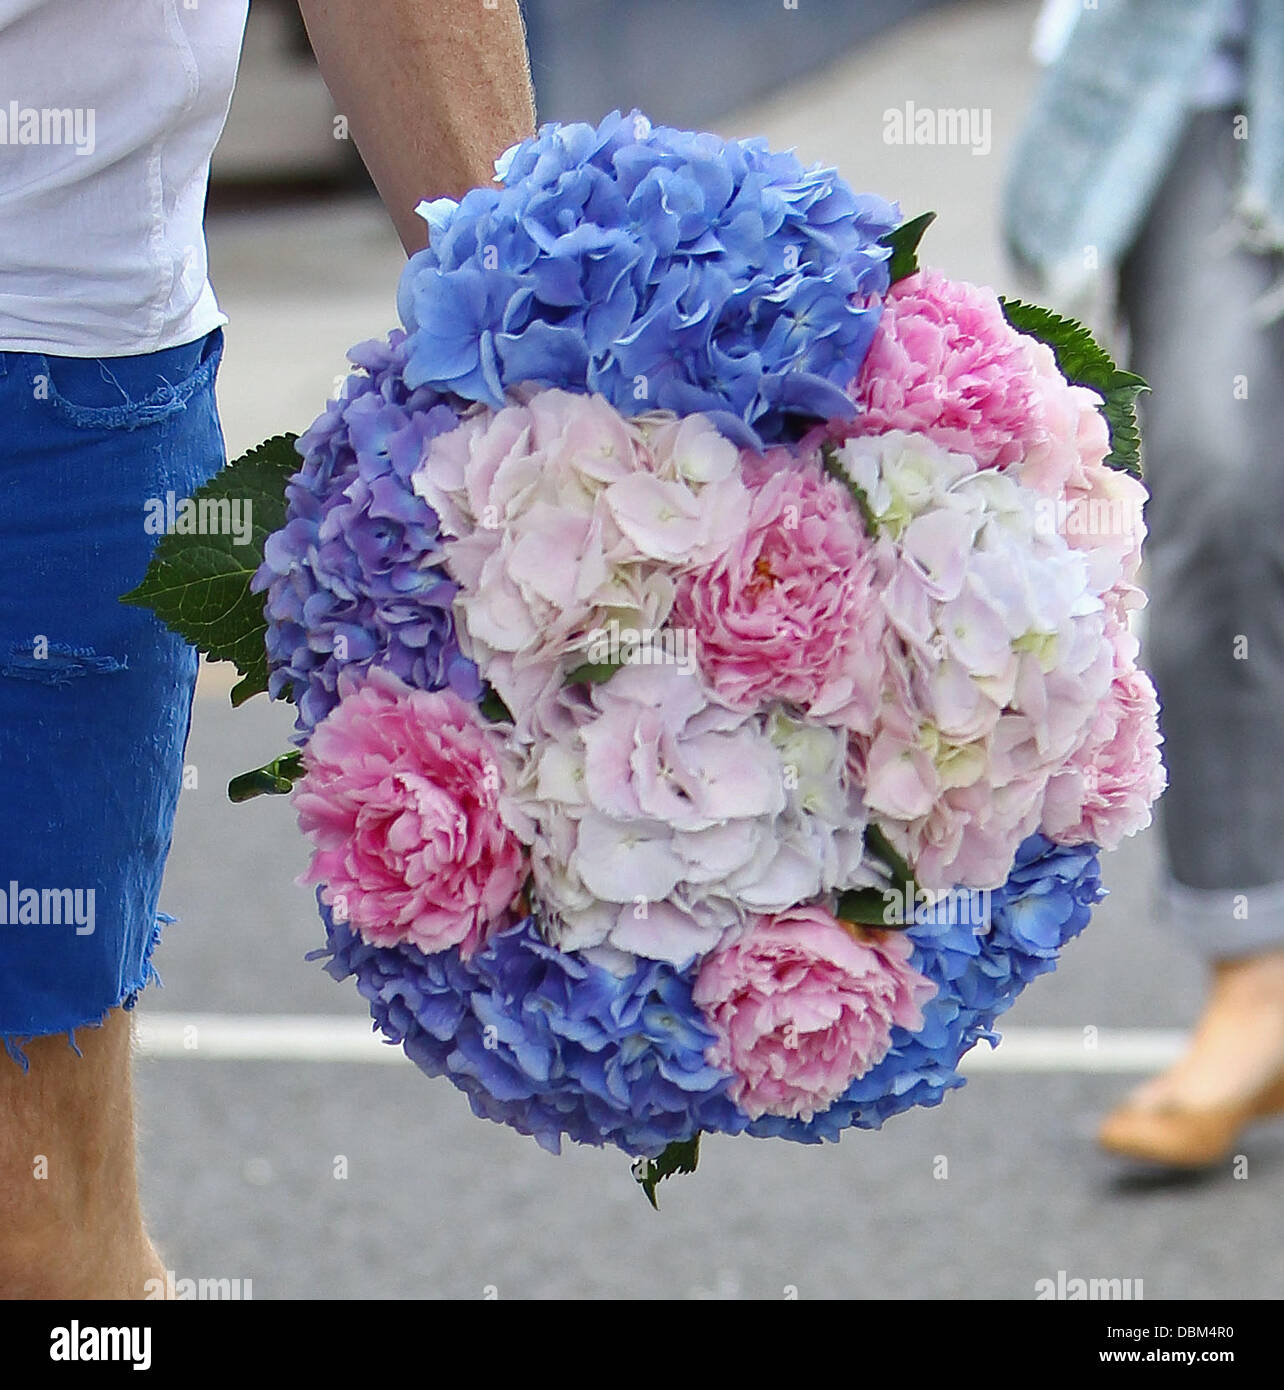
left=1097, top=1070, right=1284, bottom=1169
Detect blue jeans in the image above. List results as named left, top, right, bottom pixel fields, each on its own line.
left=0, top=329, right=226, bottom=1053
left=1120, top=111, right=1284, bottom=959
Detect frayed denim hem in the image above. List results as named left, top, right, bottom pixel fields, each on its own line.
left=0, top=912, right=173, bottom=1072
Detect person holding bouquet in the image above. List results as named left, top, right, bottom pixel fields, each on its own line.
left=0, top=0, right=534, bottom=1298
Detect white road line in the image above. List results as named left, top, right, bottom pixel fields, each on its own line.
left=133, top=1013, right=1186, bottom=1073
left=135, top=1014, right=405, bottom=1064
left=960, top=1027, right=1184, bottom=1073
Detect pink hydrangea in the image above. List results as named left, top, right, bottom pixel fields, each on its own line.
left=1041, top=624, right=1166, bottom=850
left=670, top=451, right=886, bottom=730
left=411, top=387, right=749, bottom=735
left=294, top=666, right=527, bottom=956
left=692, top=903, right=935, bottom=1121
left=847, top=269, right=1104, bottom=498
left=833, top=429, right=1115, bottom=889
left=513, top=664, right=870, bottom=968
left=1052, top=456, right=1148, bottom=611
left=1019, top=341, right=1111, bottom=497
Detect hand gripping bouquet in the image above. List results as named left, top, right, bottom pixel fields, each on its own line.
left=128, top=113, right=1164, bottom=1202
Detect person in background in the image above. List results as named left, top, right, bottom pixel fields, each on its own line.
left=0, top=0, right=534, bottom=1297
left=1006, top=0, right=1284, bottom=1168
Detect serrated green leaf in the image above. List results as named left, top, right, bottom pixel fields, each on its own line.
left=879, top=211, right=936, bottom=283
left=632, top=1134, right=701, bottom=1210
left=998, top=298, right=1149, bottom=477
left=1099, top=375, right=1148, bottom=475
left=227, top=751, right=305, bottom=804
left=120, top=433, right=300, bottom=703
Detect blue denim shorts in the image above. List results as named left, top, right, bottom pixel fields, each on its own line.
left=0, top=329, right=226, bottom=1055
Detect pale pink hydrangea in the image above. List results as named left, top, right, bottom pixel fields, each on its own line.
left=1051, top=457, right=1148, bottom=618
left=1018, top=341, right=1111, bottom=497
left=512, top=664, right=873, bottom=967
left=295, top=667, right=527, bottom=956
left=411, top=388, right=749, bottom=732
left=671, top=449, right=886, bottom=730
left=834, top=430, right=1113, bottom=888
left=693, top=904, right=936, bottom=1121
left=1041, top=623, right=1166, bottom=850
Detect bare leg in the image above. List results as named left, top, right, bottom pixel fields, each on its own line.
left=0, top=1010, right=164, bottom=1299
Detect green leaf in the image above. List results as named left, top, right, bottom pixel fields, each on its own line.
left=834, top=886, right=898, bottom=927
left=820, top=441, right=878, bottom=534
left=227, top=751, right=304, bottom=804
left=835, top=823, right=916, bottom=931
left=478, top=687, right=514, bottom=723
left=564, top=657, right=625, bottom=687
left=864, top=822, right=914, bottom=888
left=879, top=211, right=936, bottom=284
left=632, top=1134, right=701, bottom=1210
left=998, top=298, right=1149, bottom=477
left=120, top=433, right=300, bottom=704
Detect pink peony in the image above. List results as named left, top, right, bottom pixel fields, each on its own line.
left=693, top=903, right=936, bottom=1121
left=1041, top=624, right=1166, bottom=850
left=294, top=666, right=527, bottom=956
left=847, top=269, right=1104, bottom=498
left=670, top=451, right=886, bottom=730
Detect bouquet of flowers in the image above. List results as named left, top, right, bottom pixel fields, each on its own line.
left=127, top=112, right=1164, bottom=1203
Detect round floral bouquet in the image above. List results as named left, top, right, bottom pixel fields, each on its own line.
left=127, top=112, right=1164, bottom=1202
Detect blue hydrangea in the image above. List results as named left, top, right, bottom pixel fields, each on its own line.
left=313, top=836, right=1102, bottom=1156
left=314, top=905, right=745, bottom=1158
left=395, top=111, right=899, bottom=447
left=252, top=333, right=482, bottom=737
left=744, top=834, right=1105, bottom=1143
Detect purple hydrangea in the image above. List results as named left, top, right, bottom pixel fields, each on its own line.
left=744, top=834, right=1105, bottom=1142
left=253, top=333, right=482, bottom=736
left=314, top=905, right=745, bottom=1158
left=396, top=110, right=900, bottom=447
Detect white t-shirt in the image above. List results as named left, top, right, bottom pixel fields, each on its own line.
left=0, top=0, right=248, bottom=356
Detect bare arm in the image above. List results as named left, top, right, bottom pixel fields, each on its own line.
left=296, top=0, right=537, bottom=252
